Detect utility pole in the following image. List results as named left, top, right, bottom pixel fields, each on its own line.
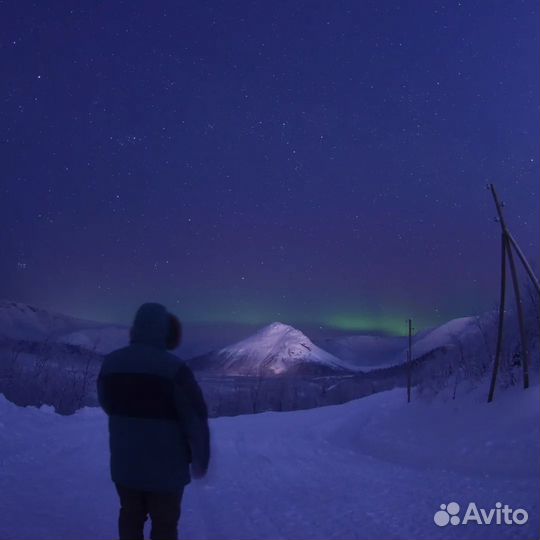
left=406, top=318, right=413, bottom=403
left=487, top=233, right=507, bottom=403
left=487, top=184, right=539, bottom=401
left=506, top=231, right=540, bottom=296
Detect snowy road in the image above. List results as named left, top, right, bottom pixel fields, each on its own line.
left=0, top=387, right=538, bottom=539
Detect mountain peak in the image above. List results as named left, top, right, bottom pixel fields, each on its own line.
left=255, top=321, right=302, bottom=338
left=194, top=322, right=353, bottom=376
left=266, top=321, right=289, bottom=329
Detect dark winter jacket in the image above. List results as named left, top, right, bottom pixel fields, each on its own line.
left=97, top=303, right=210, bottom=493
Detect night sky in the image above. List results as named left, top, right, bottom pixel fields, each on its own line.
left=1, top=1, right=538, bottom=335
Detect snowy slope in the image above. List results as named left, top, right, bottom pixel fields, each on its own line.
left=410, top=316, right=476, bottom=359
left=320, top=316, right=477, bottom=370
left=0, top=300, right=99, bottom=342
left=58, top=326, right=129, bottom=354
left=0, top=301, right=478, bottom=369
left=0, top=300, right=239, bottom=358
left=0, top=299, right=128, bottom=354
left=320, top=334, right=408, bottom=369
left=0, top=384, right=537, bottom=539
left=190, top=322, right=357, bottom=376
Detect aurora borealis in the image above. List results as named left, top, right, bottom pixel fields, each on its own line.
left=1, top=2, right=538, bottom=335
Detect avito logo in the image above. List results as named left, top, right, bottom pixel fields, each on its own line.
left=434, top=502, right=528, bottom=527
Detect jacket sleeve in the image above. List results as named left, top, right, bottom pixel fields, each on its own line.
left=173, top=363, right=210, bottom=473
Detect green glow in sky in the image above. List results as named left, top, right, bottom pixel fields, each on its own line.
left=324, top=314, right=433, bottom=335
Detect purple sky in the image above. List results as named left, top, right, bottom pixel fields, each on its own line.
left=1, top=1, right=538, bottom=334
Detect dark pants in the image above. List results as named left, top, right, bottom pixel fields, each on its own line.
left=115, top=484, right=184, bottom=540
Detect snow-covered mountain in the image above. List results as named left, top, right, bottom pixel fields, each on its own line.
left=0, top=300, right=128, bottom=354
left=58, top=327, right=129, bottom=354
left=319, top=316, right=477, bottom=370
left=0, top=300, right=96, bottom=341
left=411, top=316, right=476, bottom=358
left=0, top=300, right=480, bottom=375
left=189, top=322, right=357, bottom=376
left=0, top=300, right=241, bottom=357
left=320, top=335, right=408, bottom=370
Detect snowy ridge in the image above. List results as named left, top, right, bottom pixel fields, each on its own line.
left=321, top=334, right=408, bottom=369
left=0, top=300, right=480, bottom=374
left=191, top=322, right=356, bottom=376
left=320, top=316, right=478, bottom=371
left=0, top=300, right=128, bottom=354
left=59, top=327, right=129, bottom=354
left=410, top=316, right=476, bottom=360
left=0, top=300, right=98, bottom=341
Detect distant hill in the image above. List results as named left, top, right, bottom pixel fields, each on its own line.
left=0, top=300, right=128, bottom=353
left=188, top=322, right=358, bottom=376
left=319, top=316, right=476, bottom=370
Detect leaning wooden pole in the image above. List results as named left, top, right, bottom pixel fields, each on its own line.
left=505, top=234, right=530, bottom=389
left=506, top=231, right=540, bottom=296
left=487, top=233, right=507, bottom=403
left=489, top=184, right=530, bottom=390
left=406, top=318, right=412, bottom=403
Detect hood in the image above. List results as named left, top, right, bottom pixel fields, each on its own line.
left=130, top=303, right=170, bottom=349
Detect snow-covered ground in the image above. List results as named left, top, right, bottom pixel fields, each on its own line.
left=0, top=384, right=538, bottom=540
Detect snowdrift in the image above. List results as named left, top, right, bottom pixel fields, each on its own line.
left=0, top=383, right=538, bottom=539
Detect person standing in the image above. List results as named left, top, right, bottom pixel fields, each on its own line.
left=98, top=303, right=210, bottom=540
